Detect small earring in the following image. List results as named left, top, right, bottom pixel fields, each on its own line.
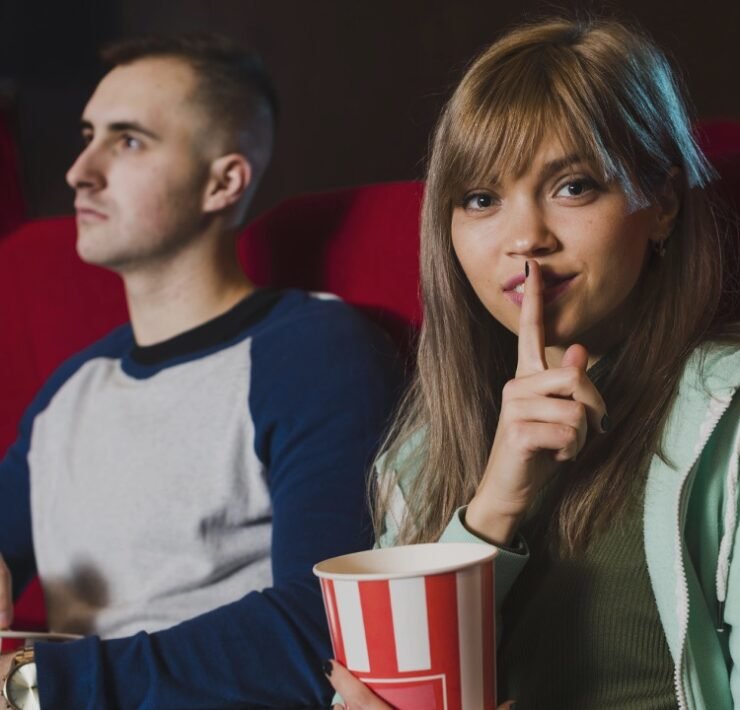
left=651, top=238, right=667, bottom=258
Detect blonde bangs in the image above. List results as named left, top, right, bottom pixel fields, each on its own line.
left=441, top=40, right=636, bottom=206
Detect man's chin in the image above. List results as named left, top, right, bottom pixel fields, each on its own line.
left=75, top=240, right=124, bottom=271
left=76, top=239, right=105, bottom=267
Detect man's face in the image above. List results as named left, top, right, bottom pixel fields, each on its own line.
left=67, top=57, right=215, bottom=273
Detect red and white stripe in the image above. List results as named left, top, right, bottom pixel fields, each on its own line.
left=320, top=562, right=495, bottom=710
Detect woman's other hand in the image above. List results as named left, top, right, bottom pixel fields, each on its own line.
left=325, top=660, right=392, bottom=709
left=325, top=659, right=516, bottom=709
left=466, top=260, right=608, bottom=546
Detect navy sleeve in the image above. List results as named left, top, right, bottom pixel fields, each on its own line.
left=36, top=299, right=403, bottom=709
left=0, top=417, right=36, bottom=599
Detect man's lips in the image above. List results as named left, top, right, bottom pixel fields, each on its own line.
left=74, top=204, right=108, bottom=221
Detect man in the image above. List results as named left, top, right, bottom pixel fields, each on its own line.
left=0, top=35, right=400, bottom=708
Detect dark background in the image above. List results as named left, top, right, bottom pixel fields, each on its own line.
left=1, top=0, right=738, bottom=221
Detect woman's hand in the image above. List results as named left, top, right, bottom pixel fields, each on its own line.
left=326, top=659, right=391, bottom=709
left=466, top=260, right=608, bottom=546
left=325, top=659, right=516, bottom=709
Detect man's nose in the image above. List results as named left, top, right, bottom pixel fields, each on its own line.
left=66, top=144, right=106, bottom=191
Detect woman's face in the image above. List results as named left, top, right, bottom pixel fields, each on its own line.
left=451, top=135, right=669, bottom=364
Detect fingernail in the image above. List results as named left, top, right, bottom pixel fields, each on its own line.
left=525, top=261, right=530, bottom=278
left=601, top=414, right=611, bottom=433
left=322, top=659, right=333, bottom=676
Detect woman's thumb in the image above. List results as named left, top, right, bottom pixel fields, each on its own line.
left=561, top=342, right=588, bottom=370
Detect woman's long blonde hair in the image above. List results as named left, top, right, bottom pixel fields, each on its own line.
left=376, top=17, right=739, bottom=553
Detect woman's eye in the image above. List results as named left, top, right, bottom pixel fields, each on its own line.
left=463, top=193, right=495, bottom=211
left=555, top=177, right=598, bottom=198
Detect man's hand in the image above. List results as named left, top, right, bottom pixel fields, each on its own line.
left=0, top=556, right=16, bottom=691
left=0, top=555, right=13, bottom=629
left=0, top=652, right=12, bottom=682
left=325, top=659, right=516, bottom=709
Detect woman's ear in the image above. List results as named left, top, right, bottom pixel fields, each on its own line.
left=651, top=167, right=683, bottom=245
left=202, top=154, right=252, bottom=214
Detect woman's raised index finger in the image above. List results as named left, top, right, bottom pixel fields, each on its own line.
left=516, top=260, right=548, bottom=376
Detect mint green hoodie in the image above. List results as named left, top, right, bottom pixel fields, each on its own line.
left=378, top=344, right=740, bottom=709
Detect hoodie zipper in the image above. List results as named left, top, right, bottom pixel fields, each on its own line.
left=715, top=414, right=740, bottom=634
left=671, top=394, right=733, bottom=710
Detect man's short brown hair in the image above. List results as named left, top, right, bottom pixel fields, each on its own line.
left=102, top=33, right=278, bottom=130
left=101, top=33, right=277, bottom=195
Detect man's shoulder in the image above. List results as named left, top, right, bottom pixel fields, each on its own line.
left=254, top=289, right=392, bottom=352
left=247, top=289, right=403, bottom=415
left=262, top=289, right=361, bottom=325
left=24, top=324, right=133, bottom=422
left=51, top=323, right=133, bottom=379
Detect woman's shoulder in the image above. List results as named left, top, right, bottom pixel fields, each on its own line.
left=682, top=340, right=740, bottom=395
left=375, top=427, right=427, bottom=492
left=374, top=428, right=428, bottom=547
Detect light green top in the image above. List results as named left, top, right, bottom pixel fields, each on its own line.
left=498, top=482, right=675, bottom=709
left=378, top=344, right=740, bottom=710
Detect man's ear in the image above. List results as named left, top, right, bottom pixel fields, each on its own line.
left=202, top=154, right=252, bottom=214
left=650, top=167, right=683, bottom=245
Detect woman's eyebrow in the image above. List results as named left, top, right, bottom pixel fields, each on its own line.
left=539, top=154, right=584, bottom=181
left=476, top=153, right=586, bottom=189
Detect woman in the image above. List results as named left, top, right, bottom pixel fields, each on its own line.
left=327, top=16, right=740, bottom=710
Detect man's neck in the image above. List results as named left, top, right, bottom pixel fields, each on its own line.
left=121, top=236, right=255, bottom=346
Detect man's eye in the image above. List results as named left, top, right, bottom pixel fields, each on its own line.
left=81, top=133, right=93, bottom=146
left=462, top=193, right=495, bottom=211
left=555, top=178, right=598, bottom=198
left=121, top=134, right=143, bottom=150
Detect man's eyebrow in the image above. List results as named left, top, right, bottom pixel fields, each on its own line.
left=79, top=119, right=161, bottom=141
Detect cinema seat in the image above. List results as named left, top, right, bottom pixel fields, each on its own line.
left=0, top=110, right=26, bottom=237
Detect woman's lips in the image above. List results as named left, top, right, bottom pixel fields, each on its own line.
left=504, top=274, right=577, bottom=306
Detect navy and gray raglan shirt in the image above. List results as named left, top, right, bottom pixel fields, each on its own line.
left=0, top=288, right=402, bottom=709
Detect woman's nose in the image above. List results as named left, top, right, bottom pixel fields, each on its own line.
left=502, top=201, right=559, bottom=257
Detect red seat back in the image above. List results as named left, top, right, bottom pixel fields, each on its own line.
left=239, top=181, right=424, bottom=349
left=695, top=119, right=740, bottom=212
left=0, top=110, right=26, bottom=237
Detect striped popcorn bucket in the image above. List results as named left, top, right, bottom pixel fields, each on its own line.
left=314, top=543, right=497, bottom=709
